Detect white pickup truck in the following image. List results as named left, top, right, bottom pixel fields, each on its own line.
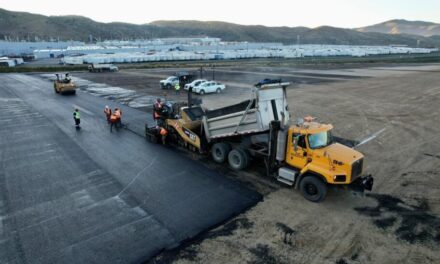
left=193, top=81, right=226, bottom=94
left=160, top=76, right=179, bottom=89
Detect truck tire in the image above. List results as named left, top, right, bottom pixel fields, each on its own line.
left=199, top=90, right=205, bottom=95
left=216, top=88, right=222, bottom=94
left=299, top=175, right=327, bottom=203
left=228, top=148, right=249, bottom=170
left=166, top=84, right=171, bottom=89
left=239, top=148, right=250, bottom=168
left=211, top=143, right=231, bottom=163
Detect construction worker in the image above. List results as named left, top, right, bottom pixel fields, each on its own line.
left=73, top=108, right=80, bottom=128
left=64, top=73, right=71, bottom=83
left=174, top=82, right=180, bottom=95
left=153, top=98, right=163, bottom=125
left=159, top=126, right=168, bottom=145
left=109, top=114, right=117, bottom=132
left=114, top=107, right=122, bottom=127
left=109, top=108, right=122, bottom=132
left=104, top=105, right=112, bottom=123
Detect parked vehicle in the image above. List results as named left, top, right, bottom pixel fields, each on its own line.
left=160, top=72, right=194, bottom=89
left=0, top=59, right=16, bottom=67
left=193, top=81, right=226, bottom=94
left=184, top=79, right=207, bottom=91
left=88, top=64, right=119, bottom=72
left=256, top=78, right=282, bottom=87
left=160, top=76, right=179, bottom=89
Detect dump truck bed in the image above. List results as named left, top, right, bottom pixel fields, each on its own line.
left=202, top=82, right=290, bottom=141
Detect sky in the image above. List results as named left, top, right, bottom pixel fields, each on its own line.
left=0, top=0, right=439, bottom=28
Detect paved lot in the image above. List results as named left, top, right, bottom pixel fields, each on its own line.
left=0, top=74, right=261, bottom=264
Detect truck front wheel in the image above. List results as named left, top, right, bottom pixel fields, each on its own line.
left=212, top=143, right=231, bottom=163
left=299, top=176, right=327, bottom=203
left=228, top=148, right=249, bottom=170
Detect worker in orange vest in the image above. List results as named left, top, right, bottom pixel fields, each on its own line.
left=153, top=98, right=163, bottom=125
left=110, top=108, right=122, bottom=132
left=114, top=108, right=122, bottom=126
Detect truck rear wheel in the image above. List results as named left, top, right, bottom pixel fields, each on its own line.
left=212, top=143, right=231, bottom=163
left=228, top=148, right=249, bottom=170
left=299, top=176, right=327, bottom=203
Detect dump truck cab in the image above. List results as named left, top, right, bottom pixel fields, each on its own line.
left=287, top=121, right=364, bottom=185
left=275, top=120, right=373, bottom=202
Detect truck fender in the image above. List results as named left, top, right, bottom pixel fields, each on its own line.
left=295, top=165, right=327, bottom=189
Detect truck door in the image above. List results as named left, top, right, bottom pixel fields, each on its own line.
left=287, top=133, right=310, bottom=169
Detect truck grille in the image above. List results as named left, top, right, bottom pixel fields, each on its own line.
left=351, top=158, right=363, bottom=180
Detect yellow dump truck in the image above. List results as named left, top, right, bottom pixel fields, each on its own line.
left=146, top=82, right=373, bottom=202
left=54, top=73, right=76, bottom=94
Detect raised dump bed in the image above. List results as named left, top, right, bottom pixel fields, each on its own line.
left=202, top=82, right=290, bottom=141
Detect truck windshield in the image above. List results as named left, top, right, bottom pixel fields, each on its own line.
left=308, top=131, right=332, bottom=149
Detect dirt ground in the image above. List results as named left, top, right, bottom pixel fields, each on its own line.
left=74, top=63, right=440, bottom=264
left=74, top=66, right=362, bottom=110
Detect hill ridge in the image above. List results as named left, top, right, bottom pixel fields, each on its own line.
left=0, top=8, right=439, bottom=47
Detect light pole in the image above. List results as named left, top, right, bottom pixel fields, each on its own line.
left=212, top=64, right=215, bottom=80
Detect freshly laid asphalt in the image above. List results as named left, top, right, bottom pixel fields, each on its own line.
left=0, top=74, right=261, bottom=264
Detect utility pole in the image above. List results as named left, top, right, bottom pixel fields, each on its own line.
left=200, top=66, right=203, bottom=79
left=212, top=64, right=215, bottom=80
